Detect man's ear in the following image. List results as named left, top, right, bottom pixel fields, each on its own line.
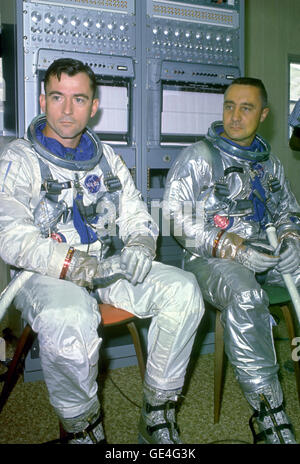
left=260, top=106, right=269, bottom=123
left=39, top=94, right=46, bottom=113
left=91, top=98, right=99, bottom=118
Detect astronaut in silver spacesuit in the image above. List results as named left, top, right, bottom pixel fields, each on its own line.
left=163, top=77, right=300, bottom=444
left=0, top=58, right=204, bottom=444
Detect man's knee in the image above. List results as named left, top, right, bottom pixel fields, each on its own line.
left=158, top=267, right=204, bottom=329
left=36, top=298, right=101, bottom=365
left=168, top=267, right=202, bottom=306
left=221, top=284, right=270, bottom=330
left=25, top=282, right=101, bottom=351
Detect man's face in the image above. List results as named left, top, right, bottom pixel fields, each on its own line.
left=39, top=72, right=98, bottom=148
left=221, top=84, right=269, bottom=147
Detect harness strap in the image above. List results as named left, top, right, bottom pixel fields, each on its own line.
left=145, top=401, right=176, bottom=413
left=205, top=136, right=225, bottom=182
left=41, top=179, right=72, bottom=195
left=60, top=415, right=106, bottom=444
left=38, top=150, right=122, bottom=201
left=145, top=400, right=179, bottom=438
left=146, top=421, right=180, bottom=435
left=41, top=414, right=106, bottom=445
left=249, top=403, right=292, bottom=444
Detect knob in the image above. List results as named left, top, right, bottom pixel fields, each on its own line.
left=31, top=11, right=41, bottom=23
left=107, top=21, right=116, bottom=30
left=83, top=18, right=93, bottom=28
left=44, top=12, right=55, bottom=24
left=70, top=16, right=81, bottom=27
left=58, top=14, right=68, bottom=26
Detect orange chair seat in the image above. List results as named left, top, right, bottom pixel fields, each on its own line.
left=99, top=304, right=135, bottom=326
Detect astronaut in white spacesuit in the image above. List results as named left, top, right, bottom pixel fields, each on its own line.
left=163, top=77, right=300, bottom=444
left=0, top=58, right=204, bottom=444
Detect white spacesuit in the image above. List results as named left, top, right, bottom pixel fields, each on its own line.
left=163, top=120, right=300, bottom=444
left=0, top=114, right=204, bottom=444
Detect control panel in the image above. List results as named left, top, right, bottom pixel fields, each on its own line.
left=146, top=0, right=242, bottom=67
left=23, top=0, right=136, bottom=57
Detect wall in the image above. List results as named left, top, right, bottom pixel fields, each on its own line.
left=245, top=0, right=300, bottom=201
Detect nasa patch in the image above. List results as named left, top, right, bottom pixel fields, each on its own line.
left=85, top=174, right=101, bottom=193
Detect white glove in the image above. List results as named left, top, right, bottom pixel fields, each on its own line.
left=276, top=238, right=300, bottom=274
left=120, top=245, right=153, bottom=285
left=235, top=245, right=280, bottom=273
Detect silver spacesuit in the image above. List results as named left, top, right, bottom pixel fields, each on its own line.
left=0, top=114, right=204, bottom=444
left=163, top=121, right=300, bottom=444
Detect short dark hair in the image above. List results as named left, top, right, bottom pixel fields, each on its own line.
left=44, top=58, right=97, bottom=98
left=225, top=77, right=268, bottom=108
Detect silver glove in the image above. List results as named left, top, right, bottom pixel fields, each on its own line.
left=235, top=245, right=280, bottom=273
left=65, top=250, right=98, bottom=289
left=276, top=238, right=300, bottom=274
left=65, top=250, right=128, bottom=288
left=120, top=245, right=153, bottom=285
left=93, top=255, right=129, bottom=286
